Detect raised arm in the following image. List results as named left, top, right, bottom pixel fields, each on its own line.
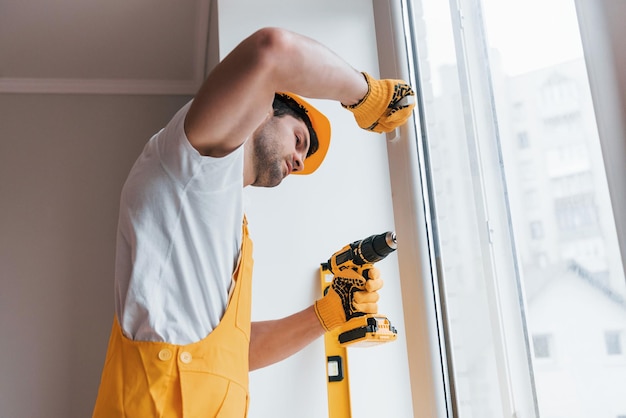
left=184, top=27, right=368, bottom=157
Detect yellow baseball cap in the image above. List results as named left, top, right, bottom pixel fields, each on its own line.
left=277, top=92, right=331, bottom=175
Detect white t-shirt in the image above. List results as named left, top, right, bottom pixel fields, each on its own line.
left=114, top=100, right=245, bottom=345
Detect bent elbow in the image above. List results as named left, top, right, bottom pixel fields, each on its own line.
left=248, top=27, right=296, bottom=71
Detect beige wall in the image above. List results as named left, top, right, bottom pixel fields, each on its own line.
left=0, top=95, right=190, bottom=417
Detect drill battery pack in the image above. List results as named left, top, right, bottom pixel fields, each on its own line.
left=338, top=315, right=397, bottom=347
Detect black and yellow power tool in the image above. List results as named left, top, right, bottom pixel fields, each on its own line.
left=321, top=231, right=398, bottom=347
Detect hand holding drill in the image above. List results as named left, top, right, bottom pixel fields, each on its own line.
left=314, top=232, right=397, bottom=333
left=314, top=266, right=383, bottom=332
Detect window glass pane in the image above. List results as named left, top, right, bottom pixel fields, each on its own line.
left=408, top=0, right=626, bottom=416
left=409, top=0, right=519, bottom=415
left=481, top=0, right=626, bottom=416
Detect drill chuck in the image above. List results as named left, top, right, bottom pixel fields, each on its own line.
left=324, top=231, right=397, bottom=272
left=352, top=231, right=397, bottom=265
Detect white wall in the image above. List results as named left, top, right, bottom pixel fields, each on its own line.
left=216, top=1, right=412, bottom=417
left=528, top=276, right=626, bottom=417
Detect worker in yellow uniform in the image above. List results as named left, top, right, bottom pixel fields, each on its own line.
left=92, top=27, right=415, bottom=417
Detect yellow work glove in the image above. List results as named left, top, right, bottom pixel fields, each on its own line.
left=314, top=267, right=384, bottom=332
left=342, top=72, right=416, bottom=133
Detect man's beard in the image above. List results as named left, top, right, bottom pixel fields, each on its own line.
left=252, top=130, right=284, bottom=187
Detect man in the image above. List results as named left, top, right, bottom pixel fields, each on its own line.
left=93, top=27, right=415, bottom=417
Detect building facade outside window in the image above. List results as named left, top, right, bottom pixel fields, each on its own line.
left=405, top=0, right=626, bottom=415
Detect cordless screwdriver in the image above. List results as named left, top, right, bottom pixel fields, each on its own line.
left=321, top=231, right=398, bottom=347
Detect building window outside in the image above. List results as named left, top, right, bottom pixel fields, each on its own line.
left=554, top=194, right=598, bottom=234
left=518, top=131, right=530, bottom=149
left=532, top=334, right=553, bottom=359
left=551, top=172, right=594, bottom=199
left=529, top=221, right=544, bottom=240
left=605, top=331, right=623, bottom=356
left=540, top=75, right=579, bottom=107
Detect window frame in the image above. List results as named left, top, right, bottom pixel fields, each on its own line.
left=372, top=1, right=452, bottom=416
left=374, top=0, right=539, bottom=416
left=374, top=0, right=626, bottom=417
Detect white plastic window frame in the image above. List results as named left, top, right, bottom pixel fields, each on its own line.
left=574, top=0, right=626, bottom=276
left=372, top=0, right=541, bottom=416
left=372, top=1, right=451, bottom=416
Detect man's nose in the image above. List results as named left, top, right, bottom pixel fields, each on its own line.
left=292, top=153, right=304, bottom=172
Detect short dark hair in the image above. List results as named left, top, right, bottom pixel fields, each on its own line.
left=272, top=94, right=319, bottom=158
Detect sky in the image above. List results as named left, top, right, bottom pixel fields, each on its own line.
left=420, top=0, right=585, bottom=79
left=481, top=0, right=584, bottom=76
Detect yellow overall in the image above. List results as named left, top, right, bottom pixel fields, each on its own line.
left=93, top=220, right=253, bottom=418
